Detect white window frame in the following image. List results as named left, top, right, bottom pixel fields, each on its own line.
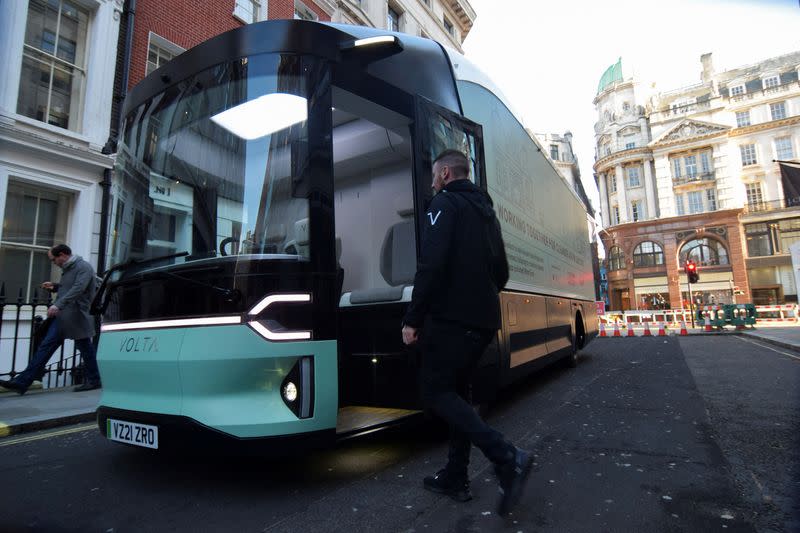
left=626, top=166, right=640, bottom=188
left=294, top=0, right=318, bottom=20
left=443, top=16, right=455, bottom=36
left=611, top=205, right=620, bottom=225
left=387, top=4, right=401, bottom=31
left=609, top=174, right=617, bottom=193
left=730, top=84, right=745, bottom=97
left=233, top=0, right=262, bottom=23
left=762, top=75, right=780, bottom=89
left=701, top=152, right=711, bottom=174
left=775, top=137, right=794, bottom=160
left=770, top=101, right=787, bottom=121
left=684, top=155, right=698, bottom=177
left=676, top=194, right=685, bottom=216
left=18, top=0, right=90, bottom=132
left=146, top=33, right=185, bottom=76
left=746, top=182, right=764, bottom=208
left=631, top=200, right=642, bottom=222
left=672, top=157, right=682, bottom=178
left=740, top=143, right=757, bottom=167
left=735, top=110, right=750, bottom=128
left=687, top=190, right=704, bottom=214
left=706, top=188, right=717, bottom=211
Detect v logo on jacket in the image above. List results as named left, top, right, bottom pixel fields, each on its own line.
left=428, top=210, right=442, bottom=226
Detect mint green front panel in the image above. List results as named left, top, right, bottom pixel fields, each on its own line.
left=178, top=325, right=338, bottom=438
left=97, top=329, right=186, bottom=415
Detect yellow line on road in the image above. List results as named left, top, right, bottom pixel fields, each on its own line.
left=0, top=423, right=97, bottom=447
left=735, top=336, right=800, bottom=361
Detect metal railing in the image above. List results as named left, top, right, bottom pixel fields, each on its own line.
left=672, top=171, right=716, bottom=186
left=742, top=198, right=800, bottom=215
left=0, top=284, right=86, bottom=389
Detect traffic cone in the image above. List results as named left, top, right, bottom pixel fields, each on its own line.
left=613, top=322, right=621, bottom=337
left=704, top=316, right=712, bottom=332
left=627, top=323, right=636, bottom=337
left=657, top=321, right=666, bottom=336
left=642, top=321, right=652, bottom=336
left=599, top=322, right=607, bottom=337
left=679, top=320, right=688, bottom=336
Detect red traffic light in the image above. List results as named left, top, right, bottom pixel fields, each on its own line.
left=687, top=262, right=696, bottom=271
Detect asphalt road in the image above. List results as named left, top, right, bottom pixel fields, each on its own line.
left=0, top=335, right=797, bottom=533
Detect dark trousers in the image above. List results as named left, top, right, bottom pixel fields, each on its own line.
left=420, top=319, right=515, bottom=477
left=15, top=318, right=100, bottom=387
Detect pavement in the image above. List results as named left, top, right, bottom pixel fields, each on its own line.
left=1, top=324, right=799, bottom=439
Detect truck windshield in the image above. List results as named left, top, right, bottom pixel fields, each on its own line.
left=107, top=53, right=326, bottom=271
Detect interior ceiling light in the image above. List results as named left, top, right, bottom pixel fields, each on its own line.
left=210, top=93, right=307, bottom=140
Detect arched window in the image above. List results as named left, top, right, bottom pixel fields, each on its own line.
left=608, top=246, right=625, bottom=271
left=679, top=238, right=729, bottom=266
left=633, top=241, right=664, bottom=267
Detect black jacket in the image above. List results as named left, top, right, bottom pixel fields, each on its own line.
left=403, top=179, right=509, bottom=330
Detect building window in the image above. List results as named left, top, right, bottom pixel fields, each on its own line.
left=778, top=218, right=800, bottom=252
left=609, top=174, right=617, bottom=193
left=701, top=152, right=711, bottom=174
left=672, top=157, right=682, bottom=178
left=443, top=16, right=454, bottom=36
left=233, top=0, right=260, bottom=23
left=676, top=194, right=685, bottom=215
left=622, top=102, right=630, bottom=112
left=0, top=181, right=69, bottom=301
left=626, top=166, right=640, bottom=187
left=633, top=241, right=664, bottom=267
left=608, top=246, right=625, bottom=271
left=550, top=144, right=559, bottom=161
left=687, top=190, right=704, bottom=214
left=631, top=200, right=642, bottom=221
left=763, top=75, right=780, bottom=89
left=623, top=134, right=636, bottom=149
left=387, top=5, right=401, bottom=31
left=17, top=0, right=89, bottom=131
left=706, top=188, right=717, bottom=211
left=611, top=205, right=620, bottom=225
left=679, top=238, right=729, bottom=267
left=740, top=144, right=757, bottom=166
left=746, top=182, right=764, bottom=210
left=745, top=222, right=773, bottom=257
left=775, top=137, right=794, bottom=160
left=146, top=34, right=184, bottom=76
left=294, top=0, right=318, bottom=20
left=684, top=155, right=697, bottom=177
left=730, top=85, right=745, bottom=96
left=735, top=110, right=751, bottom=128
left=770, top=101, right=787, bottom=121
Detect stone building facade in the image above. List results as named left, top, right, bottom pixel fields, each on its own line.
left=595, top=51, right=800, bottom=310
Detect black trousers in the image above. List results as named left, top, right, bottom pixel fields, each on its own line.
left=420, top=319, right=515, bottom=476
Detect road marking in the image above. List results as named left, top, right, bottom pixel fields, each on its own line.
left=735, top=336, right=800, bottom=361
left=0, top=423, right=96, bottom=447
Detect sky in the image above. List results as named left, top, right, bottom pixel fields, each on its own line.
left=461, top=0, right=800, bottom=216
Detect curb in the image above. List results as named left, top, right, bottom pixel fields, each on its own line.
left=0, top=411, right=97, bottom=438
left=740, top=332, right=800, bottom=353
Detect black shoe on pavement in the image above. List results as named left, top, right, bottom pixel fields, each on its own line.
left=423, top=469, right=472, bottom=502
left=0, top=379, right=28, bottom=395
left=73, top=381, right=101, bottom=392
left=496, top=448, right=534, bottom=517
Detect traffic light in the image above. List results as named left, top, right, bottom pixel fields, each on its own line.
left=685, top=260, right=699, bottom=283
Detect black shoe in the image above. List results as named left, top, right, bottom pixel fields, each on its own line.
left=423, top=469, right=472, bottom=502
left=73, top=381, right=101, bottom=392
left=495, top=448, right=534, bottom=517
left=0, top=379, right=28, bottom=395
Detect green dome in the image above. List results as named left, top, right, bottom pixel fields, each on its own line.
left=597, top=58, right=623, bottom=95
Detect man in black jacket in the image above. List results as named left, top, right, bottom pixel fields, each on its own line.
left=402, top=150, right=533, bottom=517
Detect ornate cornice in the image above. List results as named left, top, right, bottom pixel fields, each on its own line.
left=728, top=115, right=800, bottom=137
left=593, top=147, right=652, bottom=172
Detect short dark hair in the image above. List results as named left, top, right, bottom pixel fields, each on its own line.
left=50, top=244, right=72, bottom=257
left=433, top=149, right=470, bottom=179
